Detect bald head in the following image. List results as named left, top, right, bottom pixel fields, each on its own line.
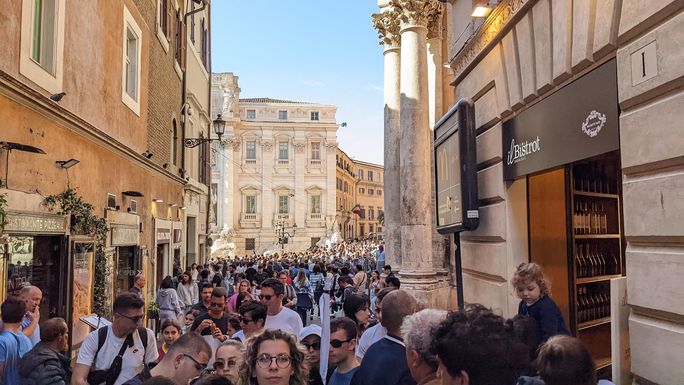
left=380, top=289, right=419, bottom=334
left=20, top=285, right=42, bottom=312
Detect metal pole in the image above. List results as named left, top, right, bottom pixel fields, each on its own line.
left=454, top=232, right=464, bottom=310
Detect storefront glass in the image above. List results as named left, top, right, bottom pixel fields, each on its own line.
left=115, top=246, right=141, bottom=296
left=71, top=242, right=94, bottom=351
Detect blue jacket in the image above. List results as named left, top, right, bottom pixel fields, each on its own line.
left=518, top=295, right=570, bottom=343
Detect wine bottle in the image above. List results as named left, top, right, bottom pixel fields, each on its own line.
left=576, top=245, right=585, bottom=278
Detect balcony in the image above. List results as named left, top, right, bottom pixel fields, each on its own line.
left=306, top=212, right=325, bottom=227
left=239, top=212, right=261, bottom=229
left=277, top=159, right=289, bottom=165
left=310, top=159, right=321, bottom=165
left=245, top=159, right=257, bottom=165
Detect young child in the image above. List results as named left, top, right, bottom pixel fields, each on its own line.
left=157, top=319, right=182, bottom=362
left=512, top=262, right=570, bottom=345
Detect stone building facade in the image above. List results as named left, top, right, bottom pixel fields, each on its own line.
left=375, top=0, right=683, bottom=383
left=211, top=74, right=339, bottom=255
left=354, top=161, right=385, bottom=239
left=0, top=0, right=212, bottom=350
left=335, top=149, right=359, bottom=240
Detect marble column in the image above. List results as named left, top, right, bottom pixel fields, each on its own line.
left=427, top=15, right=447, bottom=272
left=396, top=0, right=442, bottom=276
left=373, top=4, right=402, bottom=270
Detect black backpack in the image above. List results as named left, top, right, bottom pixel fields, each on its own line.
left=87, top=326, right=148, bottom=385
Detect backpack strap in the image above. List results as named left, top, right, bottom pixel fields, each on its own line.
left=137, top=326, right=148, bottom=351
left=91, top=326, right=108, bottom=366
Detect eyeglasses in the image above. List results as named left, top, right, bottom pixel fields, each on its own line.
left=330, top=337, right=355, bottom=348
left=214, top=359, right=238, bottom=370
left=302, top=341, right=321, bottom=351
left=183, top=353, right=208, bottom=372
left=258, top=294, right=273, bottom=301
left=239, top=315, right=255, bottom=324
left=256, top=353, right=292, bottom=369
left=117, top=312, right=144, bottom=324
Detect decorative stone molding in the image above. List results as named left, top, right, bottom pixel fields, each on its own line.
left=261, top=140, right=274, bottom=152
left=392, top=0, right=442, bottom=30
left=325, top=141, right=338, bottom=149
left=372, top=8, right=402, bottom=47
left=230, top=140, right=240, bottom=151
left=427, top=12, right=442, bottom=40
left=293, top=141, right=306, bottom=153
left=449, top=0, right=531, bottom=82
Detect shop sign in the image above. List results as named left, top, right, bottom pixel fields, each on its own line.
left=157, top=228, right=171, bottom=244
left=503, top=59, right=619, bottom=180
left=111, top=226, right=139, bottom=246
left=3, top=211, right=67, bottom=234
left=433, top=98, right=479, bottom=234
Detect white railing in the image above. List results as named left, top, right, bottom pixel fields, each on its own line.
left=310, top=213, right=321, bottom=219
left=243, top=213, right=257, bottom=220
left=245, top=159, right=257, bottom=164
left=310, top=160, right=321, bottom=165
left=278, top=159, right=289, bottom=165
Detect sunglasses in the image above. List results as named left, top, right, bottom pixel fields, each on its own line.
left=258, top=294, right=274, bottom=301
left=302, top=341, right=321, bottom=350
left=117, top=312, right=144, bottom=324
left=330, top=337, right=354, bottom=348
left=214, top=359, right=238, bottom=370
left=239, top=315, right=255, bottom=324
left=183, top=353, right=208, bottom=372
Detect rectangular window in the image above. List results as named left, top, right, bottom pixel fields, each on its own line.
left=246, top=141, right=257, bottom=159
left=278, top=142, right=289, bottom=160
left=246, top=109, right=256, bottom=119
left=368, top=189, right=374, bottom=195
left=359, top=169, right=364, bottom=180
left=369, top=208, right=375, bottom=220
left=245, top=238, right=256, bottom=251
left=278, top=195, right=289, bottom=214
left=200, top=18, right=208, bottom=67
left=368, top=171, right=374, bottom=181
left=31, top=0, right=57, bottom=74
left=190, top=1, right=195, bottom=43
left=311, top=142, right=321, bottom=160
left=310, top=111, right=319, bottom=121
left=279, top=110, right=288, bottom=120
left=343, top=182, right=348, bottom=193
left=125, top=26, right=139, bottom=100
left=359, top=188, right=364, bottom=194
left=311, top=195, right=321, bottom=214
left=174, top=9, right=182, bottom=66
left=245, top=195, right=257, bottom=214
left=378, top=189, right=382, bottom=196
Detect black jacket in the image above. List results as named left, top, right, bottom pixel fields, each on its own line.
left=19, top=342, right=72, bottom=385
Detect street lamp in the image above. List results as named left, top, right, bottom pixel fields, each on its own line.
left=275, top=220, right=297, bottom=251
left=184, top=114, right=226, bottom=148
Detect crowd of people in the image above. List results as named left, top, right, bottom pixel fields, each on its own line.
left=0, top=239, right=615, bottom=385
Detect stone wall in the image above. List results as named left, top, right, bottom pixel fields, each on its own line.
left=447, top=0, right=683, bottom=382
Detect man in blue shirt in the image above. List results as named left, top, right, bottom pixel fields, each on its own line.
left=328, top=317, right=359, bottom=385
left=0, top=298, right=33, bottom=384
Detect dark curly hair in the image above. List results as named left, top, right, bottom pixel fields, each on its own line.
left=429, top=304, right=529, bottom=385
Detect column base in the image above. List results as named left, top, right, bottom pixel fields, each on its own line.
left=397, top=271, right=458, bottom=310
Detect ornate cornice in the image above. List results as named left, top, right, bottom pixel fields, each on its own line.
left=427, top=12, right=442, bottom=40
left=372, top=9, right=402, bottom=48
left=392, top=0, right=442, bottom=30
left=450, top=0, right=533, bottom=83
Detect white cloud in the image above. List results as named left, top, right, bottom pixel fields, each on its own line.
left=303, top=80, right=325, bottom=87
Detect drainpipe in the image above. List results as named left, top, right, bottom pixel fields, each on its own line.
left=204, top=0, right=213, bottom=264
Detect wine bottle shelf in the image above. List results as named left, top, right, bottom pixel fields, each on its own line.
left=576, top=275, right=622, bottom=284
left=573, top=190, right=619, bottom=199
left=578, top=317, right=611, bottom=331
left=575, top=234, right=620, bottom=239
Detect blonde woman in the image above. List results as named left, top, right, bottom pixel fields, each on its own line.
left=238, top=329, right=308, bottom=385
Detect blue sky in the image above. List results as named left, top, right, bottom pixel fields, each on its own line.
left=211, top=1, right=385, bottom=165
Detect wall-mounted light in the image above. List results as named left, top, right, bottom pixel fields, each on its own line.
left=472, top=1, right=497, bottom=17
left=55, top=159, right=80, bottom=169
left=122, top=191, right=145, bottom=197
left=180, top=206, right=188, bottom=210
left=169, top=203, right=178, bottom=207
left=153, top=199, right=164, bottom=203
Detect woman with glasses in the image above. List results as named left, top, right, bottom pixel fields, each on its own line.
left=237, top=329, right=308, bottom=385
left=214, top=339, right=243, bottom=384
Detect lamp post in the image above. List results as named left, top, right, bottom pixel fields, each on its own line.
left=275, top=220, right=297, bottom=251
left=184, top=114, right=226, bottom=148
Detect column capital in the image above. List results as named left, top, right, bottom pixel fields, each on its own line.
left=372, top=8, right=402, bottom=49
left=426, top=13, right=442, bottom=40
left=392, top=0, right=442, bottom=31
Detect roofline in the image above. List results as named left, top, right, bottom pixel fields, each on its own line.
left=337, top=147, right=384, bottom=168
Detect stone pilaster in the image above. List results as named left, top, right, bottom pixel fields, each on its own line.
left=372, top=5, right=402, bottom=270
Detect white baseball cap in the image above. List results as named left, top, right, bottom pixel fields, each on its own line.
left=298, top=324, right=322, bottom=342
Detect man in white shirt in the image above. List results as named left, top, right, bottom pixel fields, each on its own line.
left=72, top=293, right=158, bottom=385
left=260, top=278, right=303, bottom=337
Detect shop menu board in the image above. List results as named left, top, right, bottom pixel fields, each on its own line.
left=436, top=125, right=462, bottom=228
left=71, top=242, right=94, bottom=353
left=433, top=98, right=479, bottom=234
